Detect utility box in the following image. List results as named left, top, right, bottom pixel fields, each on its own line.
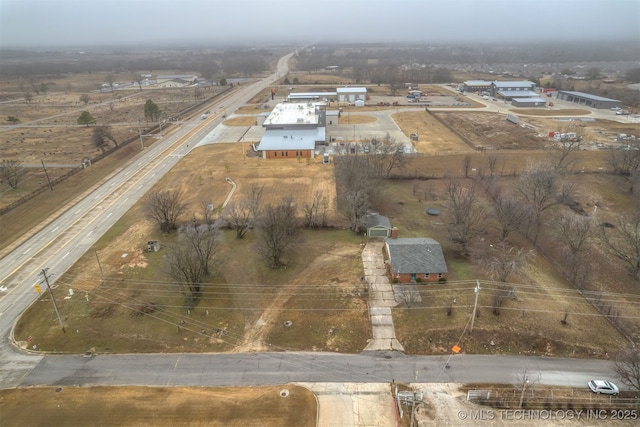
left=147, top=240, right=160, bottom=252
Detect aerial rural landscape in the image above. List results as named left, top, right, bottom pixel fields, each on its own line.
left=1, top=0, right=640, bottom=426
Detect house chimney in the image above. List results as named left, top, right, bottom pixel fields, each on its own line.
left=390, top=227, right=398, bottom=239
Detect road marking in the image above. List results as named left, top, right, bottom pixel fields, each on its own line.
left=110, top=182, right=115, bottom=187
left=22, top=247, right=32, bottom=255
left=62, top=252, right=69, bottom=259
left=106, top=212, right=112, bottom=218
left=51, top=227, right=59, bottom=233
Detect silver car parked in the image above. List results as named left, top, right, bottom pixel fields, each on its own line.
left=588, top=380, right=619, bottom=395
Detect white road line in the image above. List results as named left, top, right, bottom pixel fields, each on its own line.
left=22, top=247, right=32, bottom=255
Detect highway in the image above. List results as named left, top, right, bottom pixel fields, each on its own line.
left=0, top=51, right=620, bottom=398
left=0, top=51, right=293, bottom=387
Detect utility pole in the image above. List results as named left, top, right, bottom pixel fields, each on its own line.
left=39, top=268, right=65, bottom=333
left=41, top=160, right=53, bottom=191
left=138, top=120, right=144, bottom=149
left=470, top=281, right=480, bottom=333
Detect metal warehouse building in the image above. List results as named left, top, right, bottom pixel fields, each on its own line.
left=511, top=97, right=548, bottom=107
left=556, top=91, right=622, bottom=109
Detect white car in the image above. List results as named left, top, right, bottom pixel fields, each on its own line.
left=588, top=380, right=619, bottom=395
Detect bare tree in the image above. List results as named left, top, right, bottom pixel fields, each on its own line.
left=613, top=346, right=640, bottom=392
left=517, top=166, right=564, bottom=245
left=444, top=177, right=487, bottom=254
left=551, top=137, right=582, bottom=172
left=397, top=286, right=420, bottom=308
left=164, top=244, right=206, bottom=309
left=181, top=221, right=222, bottom=275
left=79, top=94, right=90, bottom=105
left=556, top=215, right=592, bottom=287
left=383, top=144, right=408, bottom=177
left=255, top=197, right=301, bottom=268
left=302, top=190, right=329, bottom=228
left=247, top=183, right=264, bottom=220
left=224, top=199, right=253, bottom=239
left=610, top=141, right=640, bottom=195
left=0, top=159, right=26, bottom=189
left=600, top=212, right=640, bottom=281
left=143, top=189, right=189, bottom=233
left=479, top=241, right=533, bottom=283
left=489, top=189, right=529, bottom=242
left=515, top=368, right=541, bottom=408
left=335, top=155, right=372, bottom=232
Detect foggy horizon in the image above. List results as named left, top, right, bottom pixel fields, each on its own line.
left=1, top=0, right=639, bottom=50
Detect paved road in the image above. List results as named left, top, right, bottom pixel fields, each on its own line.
left=0, top=51, right=294, bottom=387
left=16, top=352, right=617, bottom=389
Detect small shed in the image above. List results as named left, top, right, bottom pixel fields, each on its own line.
left=362, top=213, right=392, bottom=238
left=147, top=240, right=160, bottom=252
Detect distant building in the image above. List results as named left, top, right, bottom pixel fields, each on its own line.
left=511, top=97, right=548, bottom=107
left=256, top=102, right=326, bottom=159
left=156, top=74, right=198, bottom=88
left=556, top=91, right=622, bottom=109
left=490, top=81, right=537, bottom=96
left=497, top=90, right=540, bottom=101
left=362, top=213, right=392, bottom=238
left=337, top=87, right=367, bottom=104
left=462, top=80, right=492, bottom=92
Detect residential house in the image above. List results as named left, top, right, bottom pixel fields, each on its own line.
left=384, top=237, right=448, bottom=283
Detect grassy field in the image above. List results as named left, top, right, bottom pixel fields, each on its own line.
left=0, top=386, right=317, bottom=427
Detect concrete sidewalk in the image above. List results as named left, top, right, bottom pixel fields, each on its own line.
left=361, top=241, right=404, bottom=352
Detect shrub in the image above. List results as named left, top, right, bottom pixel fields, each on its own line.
left=438, top=277, right=447, bottom=283
left=415, top=277, right=422, bottom=283
left=392, top=278, right=399, bottom=284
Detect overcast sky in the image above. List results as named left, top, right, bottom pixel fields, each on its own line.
left=0, top=0, right=638, bottom=48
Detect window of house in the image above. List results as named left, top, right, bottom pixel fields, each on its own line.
left=438, top=273, right=443, bottom=279
left=274, top=152, right=277, bottom=157
left=424, top=273, right=430, bottom=279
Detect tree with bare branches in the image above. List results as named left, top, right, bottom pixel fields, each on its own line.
left=517, top=166, right=567, bottom=245
left=224, top=199, right=253, bottom=239
left=302, top=190, right=329, bottom=228
left=600, top=211, right=640, bottom=281
left=0, top=159, right=26, bottom=189
left=444, top=177, right=487, bottom=254
left=164, top=221, right=222, bottom=308
left=609, top=141, right=640, bottom=195
left=551, top=137, right=582, bottom=172
left=335, top=155, right=372, bottom=232
left=556, top=215, right=592, bottom=287
left=613, top=346, right=640, bottom=392
left=255, top=197, right=301, bottom=268
left=143, top=189, right=189, bottom=233
left=479, top=241, right=533, bottom=283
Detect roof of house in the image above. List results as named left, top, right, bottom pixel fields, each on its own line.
left=558, top=90, right=621, bottom=103
left=288, top=92, right=337, bottom=99
left=492, top=81, right=535, bottom=88
left=385, top=237, right=448, bottom=274
left=256, top=128, right=321, bottom=151
left=362, top=213, right=391, bottom=230
left=156, top=74, right=197, bottom=80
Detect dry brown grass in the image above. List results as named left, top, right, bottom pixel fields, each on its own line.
left=0, top=386, right=317, bottom=427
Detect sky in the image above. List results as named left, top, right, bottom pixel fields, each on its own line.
left=0, top=0, right=638, bottom=48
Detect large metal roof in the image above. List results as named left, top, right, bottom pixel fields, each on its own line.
left=558, top=91, right=621, bottom=102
